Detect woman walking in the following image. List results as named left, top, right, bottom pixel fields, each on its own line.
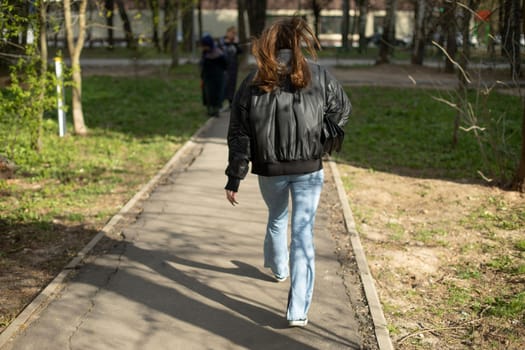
left=224, top=17, right=351, bottom=327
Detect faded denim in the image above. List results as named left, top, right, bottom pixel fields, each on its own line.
left=258, top=169, right=324, bottom=321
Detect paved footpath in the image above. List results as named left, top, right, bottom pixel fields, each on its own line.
left=1, top=115, right=365, bottom=349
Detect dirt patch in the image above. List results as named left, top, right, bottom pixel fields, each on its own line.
left=339, top=163, right=524, bottom=349
left=0, top=182, right=138, bottom=333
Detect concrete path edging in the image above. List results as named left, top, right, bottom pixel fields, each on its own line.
left=0, top=117, right=216, bottom=350
left=328, top=160, right=394, bottom=350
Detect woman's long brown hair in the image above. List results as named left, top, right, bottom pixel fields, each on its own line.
left=251, top=17, right=320, bottom=93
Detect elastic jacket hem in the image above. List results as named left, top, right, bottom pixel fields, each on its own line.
left=252, top=159, right=322, bottom=177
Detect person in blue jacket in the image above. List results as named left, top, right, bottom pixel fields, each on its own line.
left=218, top=26, right=242, bottom=111
left=200, top=34, right=227, bottom=117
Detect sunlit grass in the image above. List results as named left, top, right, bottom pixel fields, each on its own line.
left=1, top=63, right=206, bottom=226
left=337, top=86, right=522, bottom=182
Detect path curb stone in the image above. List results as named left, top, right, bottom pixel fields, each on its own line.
left=328, top=160, right=394, bottom=350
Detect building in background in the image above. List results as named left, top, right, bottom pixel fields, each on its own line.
left=47, top=0, right=415, bottom=49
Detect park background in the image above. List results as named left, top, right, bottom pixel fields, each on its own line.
left=1, top=1, right=525, bottom=349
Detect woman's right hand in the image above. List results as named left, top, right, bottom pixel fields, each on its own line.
left=225, top=190, right=239, bottom=206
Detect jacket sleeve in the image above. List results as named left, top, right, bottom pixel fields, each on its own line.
left=323, top=68, right=352, bottom=128
left=224, top=74, right=253, bottom=191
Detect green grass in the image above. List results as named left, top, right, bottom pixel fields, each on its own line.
left=485, top=292, right=525, bottom=318
left=515, top=240, right=525, bottom=251
left=1, top=63, right=206, bottom=226
left=386, top=222, right=405, bottom=241
left=455, top=263, right=482, bottom=279
left=412, top=227, right=448, bottom=246
left=462, top=198, right=525, bottom=235
left=336, top=86, right=522, bottom=183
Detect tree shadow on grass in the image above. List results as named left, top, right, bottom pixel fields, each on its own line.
left=0, top=219, right=100, bottom=332
left=78, top=68, right=208, bottom=140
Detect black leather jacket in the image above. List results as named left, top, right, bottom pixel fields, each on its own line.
left=225, top=55, right=352, bottom=192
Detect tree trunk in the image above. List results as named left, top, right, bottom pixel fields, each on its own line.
left=341, top=0, right=350, bottom=50
left=64, top=0, right=88, bottom=135
left=411, top=0, right=426, bottom=65
left=500, top=0, right=521, bottom=78
left=246, top=0, right=267, bottom=37
left=377, top=0, right=397, bottom=64
left=499, top=0, right=506, bottom=56
left=148, top=0, right=161, bottom=51
left=237, top=0, right=248, bottom=67
left=312, top=0, right=322, bottom=40
left=357, top=0, right=368, bottom=53
left=514, top=4, right=525, bottom=191
left=164, top=0, right=179, bottom=67
left=39, top=0, right=48, bottom=82
left=197, top=0, right=202, bottom=42
left=514, top=97, right=525, bottom=191
left=504, top=0, right=521, bottom=79
left=444, top=0, right=457, bottom=74
left=487, top=5, right=496, bottom=58
left=105, top=0, right=114, bottom=49
left=181, top=1, right=194, bottom=53
left=34, top=0, right=48, bottom=152
left=237, top=0, right=247, bottom=45
left=115, top=0, right=136, bottom=49
left=163, top=0, right=169, bottom=51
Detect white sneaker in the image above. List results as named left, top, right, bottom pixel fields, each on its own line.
left=288, top=319, right=308, bottom=327
left=274, top=274, right=287, bottom=283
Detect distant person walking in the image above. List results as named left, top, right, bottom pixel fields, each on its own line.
left=200, top=34, right=227, bottom=117
left=218, top=26, right=242, bottom=111
left=224, top=17, right=351, bottom=327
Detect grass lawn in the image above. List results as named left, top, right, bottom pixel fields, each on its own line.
left=339, top=86, right=522, bottom=183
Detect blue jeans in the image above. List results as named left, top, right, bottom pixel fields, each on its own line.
left=258, top=169, right=324, bottom=321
